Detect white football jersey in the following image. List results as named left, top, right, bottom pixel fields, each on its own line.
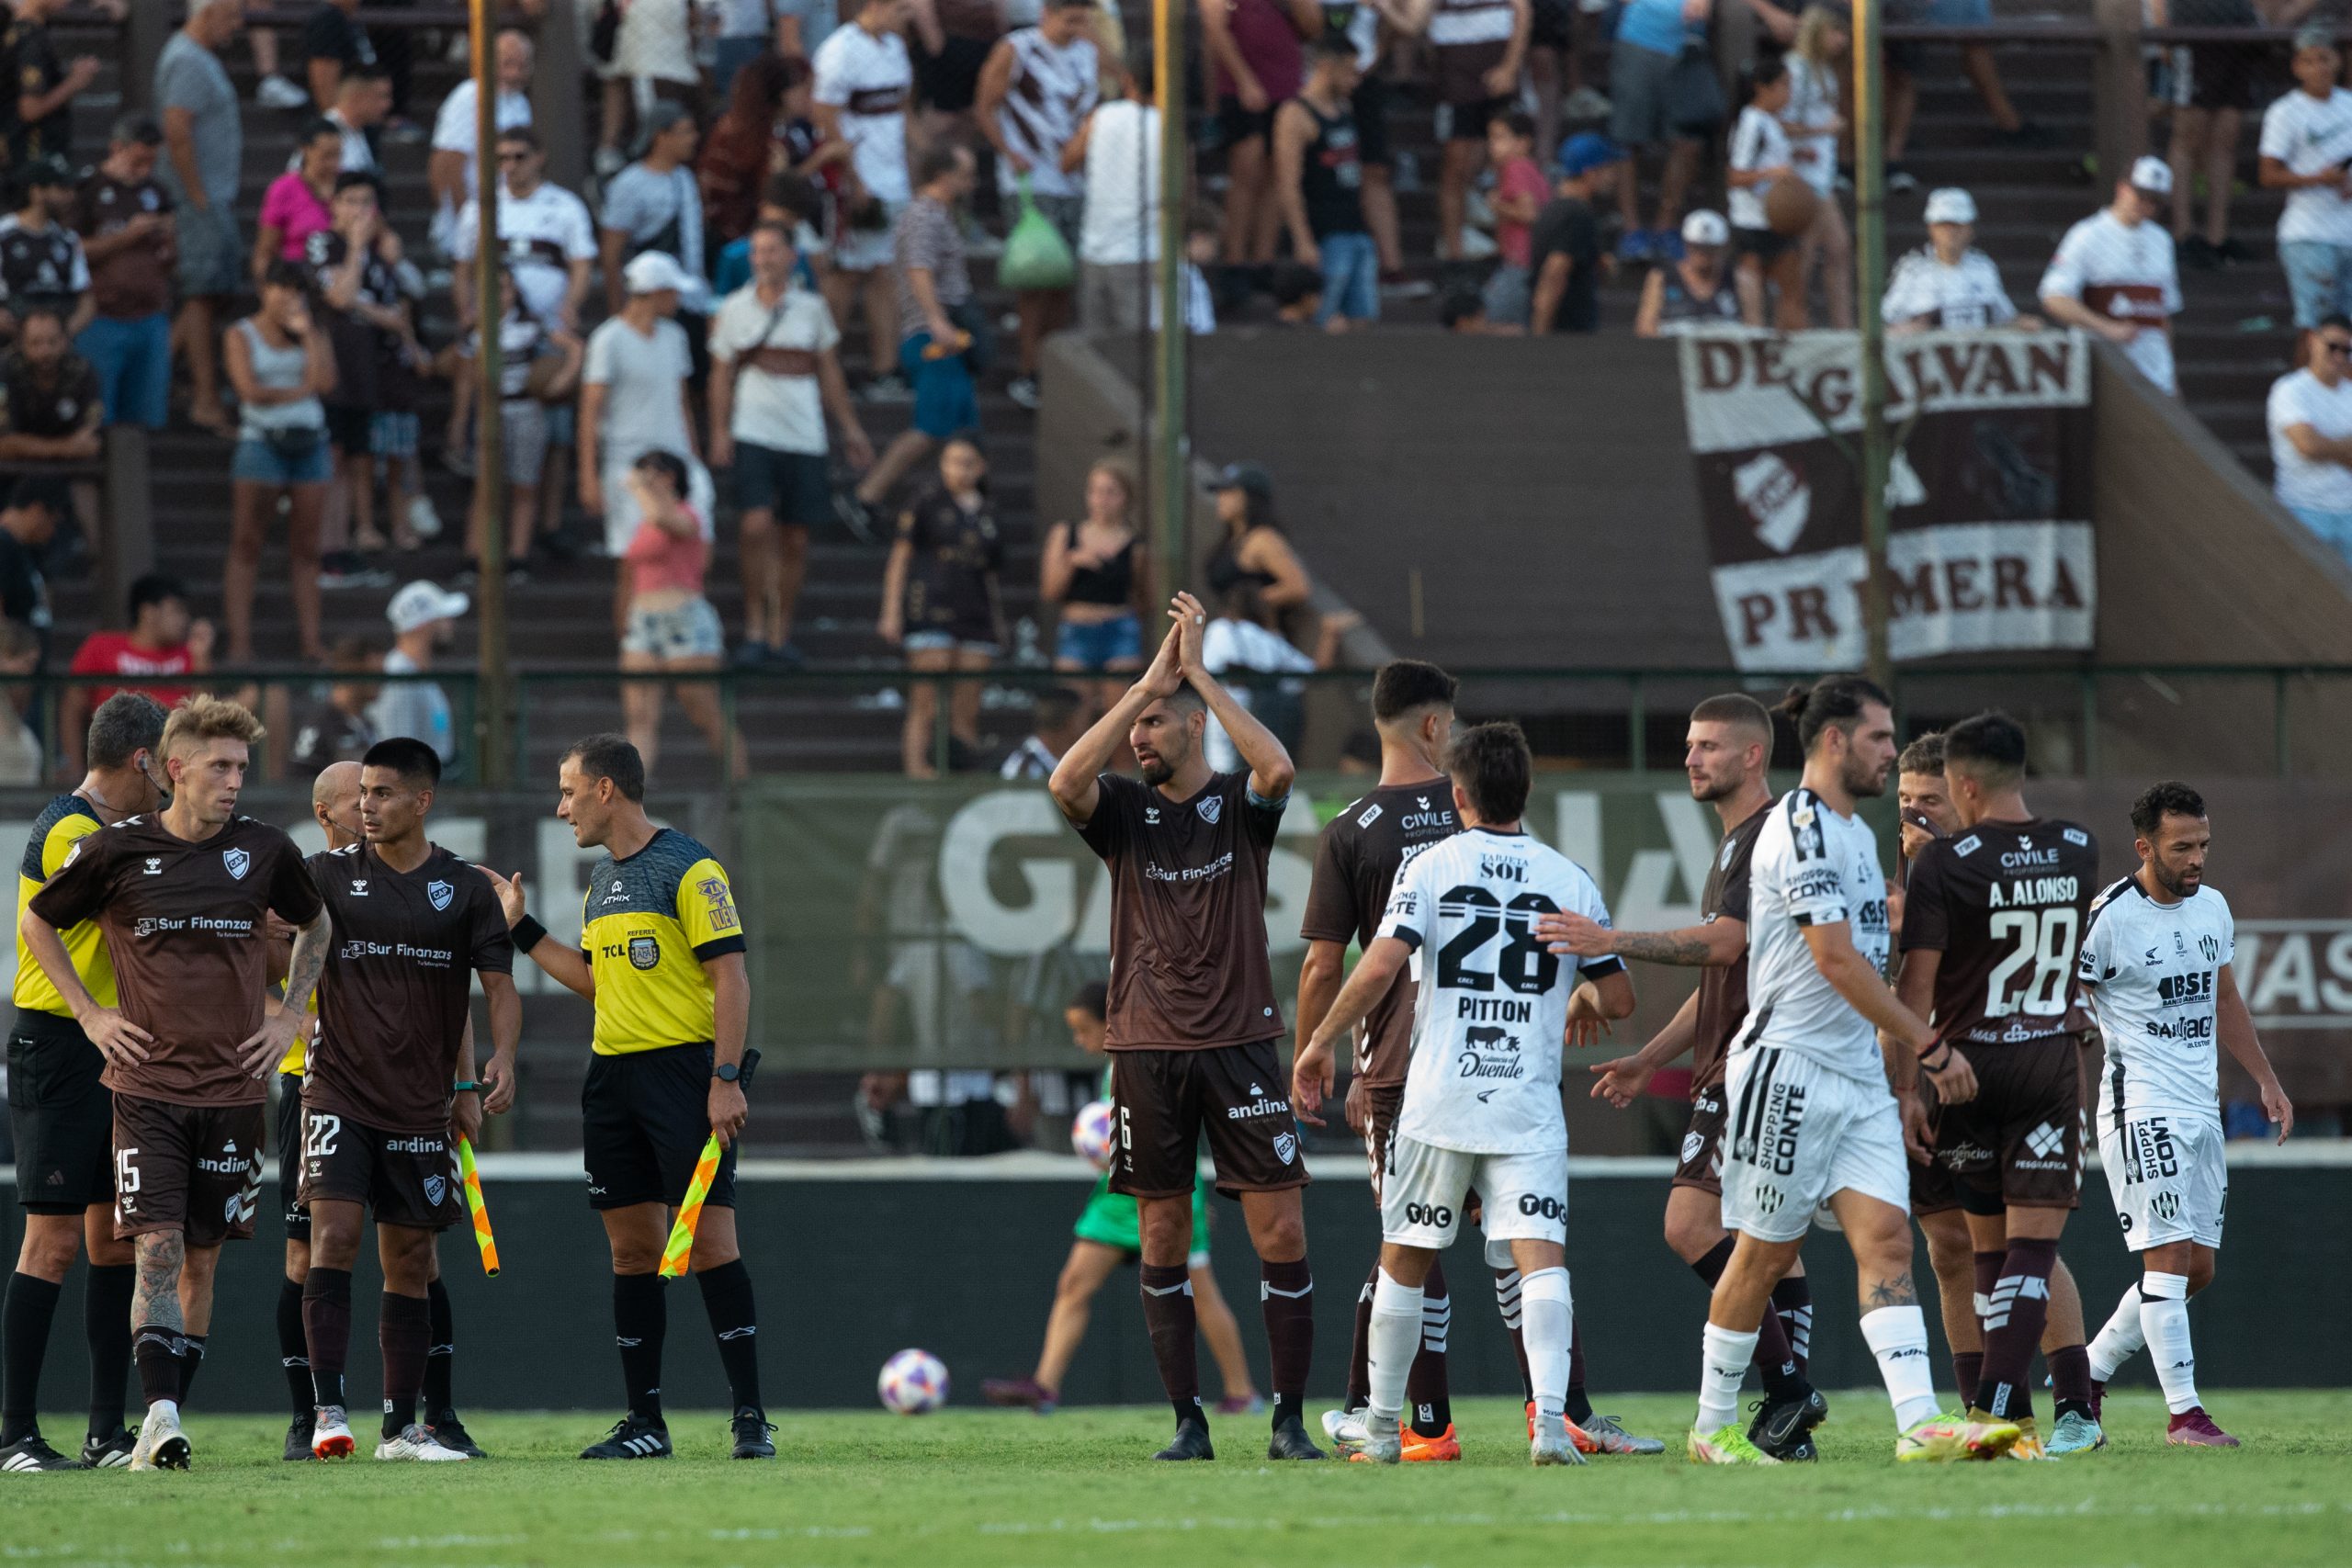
left=1376, top=828, right=1624, bottom=1155
left=2076, top=874, right=2234, bottom=1122
left=1735, top=787, right=1892, bottom=1084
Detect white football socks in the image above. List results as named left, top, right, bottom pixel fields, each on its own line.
left=1519, top=1268, right=1572, bottom=1422
left=2088, top=1282, right=2148, bottom=1382
left=1697, top=1322, right=1758, bottom=1434
left=1364, top=1269, right=1423, bottom=1424
left=1860, top=1305, right=1940, bottom=1431
left=2138, top=1271, right=2199, bottom=1415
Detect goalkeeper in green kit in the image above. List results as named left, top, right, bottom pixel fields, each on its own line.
left=982, top=983, right=1262, bottom=1415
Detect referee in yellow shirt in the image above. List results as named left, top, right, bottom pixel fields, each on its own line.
left=486, top=734, right=767, bottom=1461
left=2, top=694, right=167, bottom=1472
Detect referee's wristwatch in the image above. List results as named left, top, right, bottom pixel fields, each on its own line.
left=713, top=1062, right=742, bottom=1084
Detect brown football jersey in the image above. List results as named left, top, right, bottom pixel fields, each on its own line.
left=304, top=842, right=514, bottom=1134
left=1299, top=780, right=1461, bottom=1086
left=1690, top=797, right=1773, bottom=1094
left=28, top=813, right=322, bottom=1106
left=1077, top=770, right=1286, bottom=1051
left=1899, top=816, right=2099, bottom=1046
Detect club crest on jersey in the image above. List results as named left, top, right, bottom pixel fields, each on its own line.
left=1197, top=794, right=1223, bottom=825
left=427, top=880, right=454, bottom=911
left=1681, top=1131, right=1706, bottom=1164
left=628, top=934, right=660, bottom=970
left=423, top=1174, right=447, bottom=1207
left=1272, top=1132, right=1296, bottom=1166
left=223, top=847, right=250, bottom=880
left=2198, top=934, right=2219, bottom=962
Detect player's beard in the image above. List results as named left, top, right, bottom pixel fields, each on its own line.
left=2151, top=854, right=2201, bottom=898
left=1689, top=764, right=1742, bottom=802
left=1138, top=753, right=1175, bottom=786
left=1841, top=750, right=1888, bottom=799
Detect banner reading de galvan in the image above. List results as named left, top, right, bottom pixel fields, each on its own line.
left=1679, top=329, right=2095, bottom=671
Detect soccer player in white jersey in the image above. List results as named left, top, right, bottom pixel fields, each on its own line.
left=1692, top=675, right=2020, bottom=1464
left=2075, top=782, right=2292, bottom=1448
left=1302, top=722, right=1635, bottom=1466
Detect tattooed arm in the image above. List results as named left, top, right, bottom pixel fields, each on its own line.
left=1538, top=911, right=1747, bottom=968
left=240, top=907, right=330, bottom=1077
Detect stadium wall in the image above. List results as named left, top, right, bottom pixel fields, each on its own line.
left=6, top=1153, right=2345, bottom=1412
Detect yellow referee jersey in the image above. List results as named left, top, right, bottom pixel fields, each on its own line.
left=580, top=827, right=745, bottom=1055
left=13, top=793, right=109, bottom=1016
left=277, top=988, right=318, bottom=1077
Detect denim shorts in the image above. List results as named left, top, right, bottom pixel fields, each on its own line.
left=905, top=630, right=999, bottom=657
left=622, top=597, right=724, bottom=660
left=232, top=434, right=332, bottom=486
left=1056, top=613, right=1142, bottom=669
left=371, top=410, right=420, bottom=459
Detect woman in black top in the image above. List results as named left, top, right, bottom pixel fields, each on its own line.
left=1203, top=461, right=1309, bottom=615
left=1041, top=458, right=1150, bottom=697
left=880, top=433, right=1004, bottom=777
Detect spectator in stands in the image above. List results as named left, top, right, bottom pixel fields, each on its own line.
left=371, top=580, right=467, bottom=766
left=254, top=118, right=345, bottom=276
left=880, top=431, right=1003, bottom=778
left=458, top=264, right=582, bottom=582
left=715, top=172, right=830, bottom=297
left=1000, top=684, right=1087, bottom=779
left=1329, top=1, right=1402, bottom=282
left=0, top=475, right=67, bottom=661
left=2153, top=0, right=2260, bottom=269
left=1042, top=457, right=1148, bottom=686
left=74, top=118, right=177, bottom=431
left=59, top=571, right=211, bottom=774
left=1073, top=43, right=1162, bottom=333
left=1274, top=36, right=1376, bottom=332
left=1529, top=132, right=1622, bottom=335
left=718, top=0, right=798, bottom=103
left=2039, top=157, right=2182, bottom=395
left=978, top=0, right=1101, bottom=406
left=223, top=263, right=336, bottom=663
left=1200, top=581, right=1353, bottom=769
left=814, top=0, right=917, bottom=401
left=592, top=0, right=706, bottom=181
left=429, top=26, right=534, bottom=254
left=254, top=23, right=311, bottom=113
left=2267, top=313, right=2352, bottom=566
left=1609, top=0, right=1714, bottom=263
left=0, top=306, right=103, bottom=464
left=0, top=619, right=45, bottom=784
left=849, top=143, right=979, bottom=520
left=1730, top=60, right=1802, bottom=329
left=307, top=62, right=390, bottom=176
left=1636, top=209, right=1742, bottom=334
left=1269, top=258, right=1323, bottom=324
left=0, top=158, right=92, bottom=340
left=1201, top=0, right=1318, bottom=305
left=1884, top=186, right=2037, bottom=331
left=288, top=637, right=381, bottom=772
left=322, top=170, right=434, bottom=561
left=1414, top=0, right=1529, bottom=265
left=700, top=53, right=794, bottom=248
left=303, top=0, right=405, bottom=130
left=3, top=0, right=100, bottom=168
left=581, top=252, right=710, bottom=609
left=601, top=103, right=710, bottom=320
left=710, top=220, right=874, bottom=667
left=910, top=0, right=1006, bottom=151
left=2261, top=28, right=2352, bottom=332
left=157, top=0, right=249, bottom=439
left=1204, top=461, right=1309, bottom=612
left=1878, top=0, right=2046, bottom=191
left=1481, top=111, right=1546, bottom=330
left=1783, top=5, right=1850, bottom=329
left=619, top=449, right=748, bottom=781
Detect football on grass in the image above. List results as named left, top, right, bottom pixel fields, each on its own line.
left=1071, top=1100, right=1117, bottom=1170
left=878, top=1348, right=950, bottom=1415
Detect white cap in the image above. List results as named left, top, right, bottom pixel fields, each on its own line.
left=1923, top=187, right=1976, bottom=225
left=1681, top=209, right=1730, bottom=246
left=622, top=250, right=692, bottom=296
left=2129, top=154, right=2174, bottom=196
left=387, top=581, right=470, bottom=634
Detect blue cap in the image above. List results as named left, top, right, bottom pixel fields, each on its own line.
left=1555, top=132, right=1625, bottom=177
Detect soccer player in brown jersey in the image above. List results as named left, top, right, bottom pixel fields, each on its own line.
left=297, top=739, right=518, bottom=1462
left=1544, top=694, right=1824, bottom=1459
left=2, top=693, right=167, bottom=1472
left=1894, top=712, right=2105, bottom=1457
left=1048, top=592, right=1322, bottom=1462
left=21, top=696, right=332, bottom=1471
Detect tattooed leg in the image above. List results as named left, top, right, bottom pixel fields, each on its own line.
left=132, top=1232, right=187, bottom=1408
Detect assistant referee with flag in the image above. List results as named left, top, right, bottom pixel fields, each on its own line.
left=485, top=733, right=770, bottom=1461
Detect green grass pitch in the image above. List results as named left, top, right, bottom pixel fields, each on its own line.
left=5, top=1393, right=2346, bottom=1567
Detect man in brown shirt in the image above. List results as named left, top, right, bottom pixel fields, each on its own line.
left=23, top=695, right=331, bottom=1471
left=1048, top=592, right=1323, bottom=1462
left=1291, top=660, right=1463, bottom=1456
left=72, top=116, right=177, bottom=431
left=296, top=738, right=516, bottom=1464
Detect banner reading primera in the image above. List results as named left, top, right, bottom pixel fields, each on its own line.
left=1679, top=329, right=2095, bottom=671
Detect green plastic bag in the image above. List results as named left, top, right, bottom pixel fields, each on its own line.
left=998, top=176, right=1077, bottom=292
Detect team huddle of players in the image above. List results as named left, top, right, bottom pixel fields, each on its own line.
left=1053, top=595, right=2291, bottom=1465
left=1, top=694, right=763, bottom=1472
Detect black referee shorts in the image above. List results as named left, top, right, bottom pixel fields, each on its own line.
left=8, top=1010, right=113, bottom=1214
left=582, top=1042, right=737, bottom=1213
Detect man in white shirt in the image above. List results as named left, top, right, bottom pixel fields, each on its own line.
left=815, top=0, right=917, bottom=398
left=450, top=127, right=593, bottom=332
left=2258, top=28, right=2352, bottom=331
left=297, top=64, right=388, bottom=178
left=428, top=28, right=534, bottom=254
left=2038, top=156, right=2182, bottom=394
left=1883, top=187, right=2040, bottom=333
left=2265, top=311, right=2352, bottom=564
left=1072, top=46, right=1160, bottom=333
left=369, top=581, right=467, bottom=766
left=708, top=222, right=875, bottom=665
left=580, top=252, right=713, bottom=567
